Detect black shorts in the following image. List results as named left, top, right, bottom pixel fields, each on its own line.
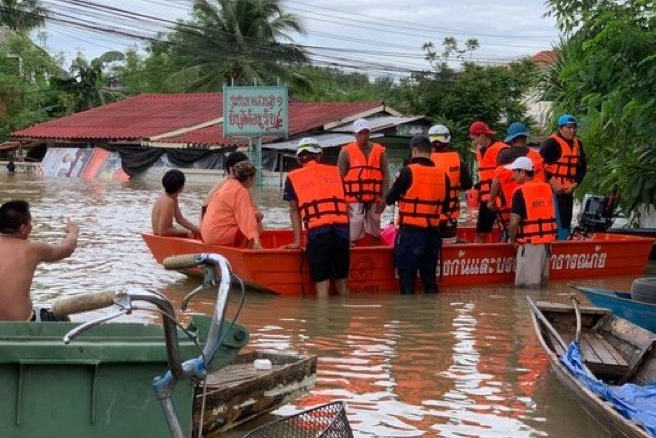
left=476, top=201, right=497, bottom=233
left=306, top=225, right=350, bottom=282
left=439, top=219, right=458, bottom=239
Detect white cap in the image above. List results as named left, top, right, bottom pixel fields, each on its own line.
left=352, top=118, right=371, bottom=133
left=505, top=156, right=534, bottom=171
left=428, top=125, right=450, bottom=143
left=296, top=137, right=322, bottom=156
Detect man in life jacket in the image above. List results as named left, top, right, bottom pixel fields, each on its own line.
left=428, top=125, right=472, bottom=244
left=507, top=157, right=557, bottom=288
left=470, top=121, right=508, bottom=243
left=337, top=118, right=390, bottom=243
left=487, top=122, right=545, bottom=236
left=539, top=114, right=587, bottom=239
left=283, top=138, right=350, bottom=297
left=385, top=135, right=451, bottom=295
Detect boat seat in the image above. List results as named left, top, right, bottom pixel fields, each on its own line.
left=580, top=332, right=629, bottom=378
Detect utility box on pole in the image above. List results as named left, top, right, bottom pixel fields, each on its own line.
left=223, top=86, right=289, bottom=185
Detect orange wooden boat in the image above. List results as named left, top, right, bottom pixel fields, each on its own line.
left=142, top=228, right=654, bottom=295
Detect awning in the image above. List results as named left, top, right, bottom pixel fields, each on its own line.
left=263, top=133, right=383, bottom=152
left=328, top=115, right=426, bottom=133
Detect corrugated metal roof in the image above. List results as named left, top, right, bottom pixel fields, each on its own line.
left=329, top=115, right=426, bottom=133
left=11, top=94, right=385, bottom=146
left=12, top=93, right=224, bottom=141
left=157, top=101, right=384, bottom=145
left=263, top=132, right=383, bottom=151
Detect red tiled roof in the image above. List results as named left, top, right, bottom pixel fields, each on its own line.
left=531, top=50, right=557, bottom=64
left=12, top=93, right=383, bottom=146
left=12, top=93, right=224, bottom=141
left=161, top=101, right=382, bottom=145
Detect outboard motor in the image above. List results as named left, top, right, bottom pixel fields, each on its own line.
left=571, top=187, right=619, bottom=238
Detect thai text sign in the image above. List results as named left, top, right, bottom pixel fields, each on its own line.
left=223, top=86, right=289, bottom=137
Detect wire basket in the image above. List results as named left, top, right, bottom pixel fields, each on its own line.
left=242, top=401, right=354, bottom=438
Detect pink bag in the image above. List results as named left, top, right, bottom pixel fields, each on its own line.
left=380, top=224, right=398, bottom=246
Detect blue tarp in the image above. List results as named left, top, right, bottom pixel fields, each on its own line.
left=560, top=342, right=656, bottom=436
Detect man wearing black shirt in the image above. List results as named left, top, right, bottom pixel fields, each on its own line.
left=539, top=114, right=587, bottom=239
left=386, top=135, right=451, bottom=294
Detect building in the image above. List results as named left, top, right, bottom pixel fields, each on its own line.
left=10, top=93, right=429, bottom=184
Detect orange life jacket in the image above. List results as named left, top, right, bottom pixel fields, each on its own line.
left=430, top=151, right=461, bottom=219
left=516, top=180, right=557, bottom=244
left=476, top=141, right=508, bottom=202
left=526, top=148, right=547, bottom=182
left=493, top=167, right=517, bottom=229
left=544, top=135, right=580, bottom=190
left=342, top=142, right=385, bottom=203
left=398, top=164, right=448, bottom=229
left=287, top=161, right=349, bottom=230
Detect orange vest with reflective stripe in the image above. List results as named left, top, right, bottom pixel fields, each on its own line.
left=342, top=142, right=385, bottom=203
left=544, top=135, right=580, bottom=190
left=398, top=164, right=447, bottom=228
left=493, top=167, right=517, bottom=229
left=431, top=151, right=461, bottom=219
left=516, top=180, right=557, bottom=244
left=526, top=148, right=546, bottom=182
left=287, top=161, right=349, bottom=230
left=476, top=141, right=508, bottom=202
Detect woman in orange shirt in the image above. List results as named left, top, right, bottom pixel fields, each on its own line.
left=201, top=161, right=263, bottom=249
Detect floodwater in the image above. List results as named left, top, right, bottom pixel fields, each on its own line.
left=1, top=173, right=653, bottom=438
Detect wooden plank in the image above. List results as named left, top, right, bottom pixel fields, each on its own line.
left=537, top=302, right=610, bottom=315
left=579, top=335, right=603, bottom=364
left=547, top=331, right=566, bottom=356
left=582, top=332, right=621, bottom=366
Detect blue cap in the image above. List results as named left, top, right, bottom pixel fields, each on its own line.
left=504, top=122, right=530, bottom=143
left=557, top=114, right=577, bottom=127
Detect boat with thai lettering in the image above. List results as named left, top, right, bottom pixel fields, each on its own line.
left=142, top=228, right=655, bottom=295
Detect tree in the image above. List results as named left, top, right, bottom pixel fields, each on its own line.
left=52, top=50, right=125, bottom=112
left=161, top=0, right=309, bottom=91
left=542, top=0, right=656, bottom=214
left=0, top=0, right=47, bottom=32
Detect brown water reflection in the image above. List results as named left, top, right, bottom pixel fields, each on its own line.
left=2, top=174, right=653, bottom=438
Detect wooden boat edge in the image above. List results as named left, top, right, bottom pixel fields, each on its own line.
left=527, top=298, right=650, bottom=438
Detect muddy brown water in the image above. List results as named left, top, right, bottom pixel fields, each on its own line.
left=2, top=173, right=654, bottom=438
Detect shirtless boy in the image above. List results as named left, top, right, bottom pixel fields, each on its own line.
left=151, top=169, right=200, bottom=237
left=0, top=200, right=79, bottom=321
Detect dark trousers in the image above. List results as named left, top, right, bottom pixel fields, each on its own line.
left=556, top=193, right=574, bottom=229
left=394, top=227, right=441, bottom=294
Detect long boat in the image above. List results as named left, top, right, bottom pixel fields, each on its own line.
left=142, top=228, right=655, bottom=295
left=575, top=286, right=656, bottom=333
left=527, top=298, right=656, bottom=438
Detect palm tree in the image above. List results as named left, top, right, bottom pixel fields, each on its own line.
left=165, top=0, right=309, bottom=91
left=0, top=0, right=47, bottom=32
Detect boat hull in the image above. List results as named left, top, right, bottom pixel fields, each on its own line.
left=578, top=287, right=656, bottom=333
left=142, top=229, right=655, bottom=295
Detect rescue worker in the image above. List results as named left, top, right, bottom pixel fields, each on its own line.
left=282, top=138, right=350, bottom=298
left=428, top=125, right=472, bottom=243
left=539, top=114, right=587, bottom=239
left=338, top=118, right=390, bottom=243
left=507, top=157, right=557, bottom=288
left=487, top=122, right=545, bottom=235
left=470, top=121, right=508, bottom=243
left=385, top=135, right=451, bottom=295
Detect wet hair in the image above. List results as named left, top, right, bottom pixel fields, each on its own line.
left=233, top=161, right=257, bottom=182
left=298, top=151, right=321, bottom=164
left=409, top=134, right=432, bottom=153
left=162, top=169, right=186, bottom=194
left=224, top=151, right=249, bottom=173
left=0, top=200, right=31, bottom=234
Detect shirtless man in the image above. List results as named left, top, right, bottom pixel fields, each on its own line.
left=0, top=200, right=79, bottom=321
left=151, top=169, right=200, bottom=237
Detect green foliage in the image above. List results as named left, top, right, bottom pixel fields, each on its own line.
left=0, top=0, right=46, bottom=32
left=290, top=66, right=399, bottom=102
left=543, top=0, right=656, bottom=212
left=134, top=0, right=310, bottom=92
left=0, top=33, right=63, bottom=139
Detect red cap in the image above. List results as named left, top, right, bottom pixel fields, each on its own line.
left=469, top=121, right=495, bottom=137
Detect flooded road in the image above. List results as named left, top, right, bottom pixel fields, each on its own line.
left=1, top=173, right=652, bottom=438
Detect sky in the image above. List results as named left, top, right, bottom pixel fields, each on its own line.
left=39, top=0, right=560, bottom=76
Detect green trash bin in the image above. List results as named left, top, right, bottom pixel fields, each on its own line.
left=0, top=315, right=249, bottom=438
